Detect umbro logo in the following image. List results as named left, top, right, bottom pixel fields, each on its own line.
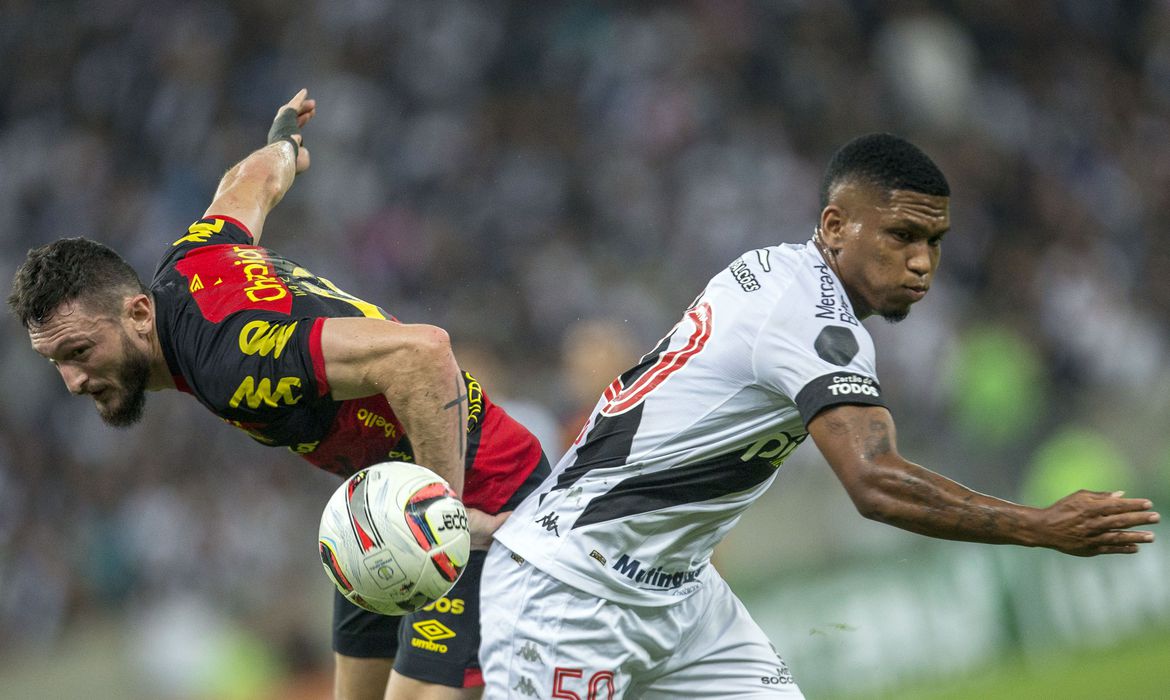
left=535, top=512, right=560, bottom=536
left=516, top=641, right=543, bottom=663
left=514, top=676, right=539, bottom=696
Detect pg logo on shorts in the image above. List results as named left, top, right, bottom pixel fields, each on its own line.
left=411, top=619, right=456, bottom=654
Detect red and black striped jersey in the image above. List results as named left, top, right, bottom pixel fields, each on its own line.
left=150, top=216, right=544, bottom=513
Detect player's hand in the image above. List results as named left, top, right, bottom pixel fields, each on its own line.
left=267, top=88, right=316, bottom=174
left=467, top=508, right=511, bottom=550
left=1040, top=490, right=1159, bottom=556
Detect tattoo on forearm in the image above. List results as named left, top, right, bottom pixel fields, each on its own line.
left=445, top=377, right=469, bottom=458
left=863, top=418, right=892, bottom=459
left=894, top=473, right=1024, bottom=542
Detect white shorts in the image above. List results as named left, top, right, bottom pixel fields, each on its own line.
left=479, top=543, right=804, bottom=699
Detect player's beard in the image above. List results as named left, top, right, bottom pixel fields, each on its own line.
left=98, top=331, right=150, bottom=428
left=881, top=308, right=910, bottom=323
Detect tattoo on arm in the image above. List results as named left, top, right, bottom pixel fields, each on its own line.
left=894, top=470, right=1024, bottom=542
left=822, top=414, right=852, bottom=436
left=444, top=376, right=469, bottom=458
left=863, top=418, right=892, bottom=460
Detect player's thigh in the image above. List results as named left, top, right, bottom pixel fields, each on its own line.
left=639, top=576, right=803, bottom=699
left=394, top=550, right=487, bottom=690
left=480, top=545, right=640, bottom=700
left=385, top=670, right=483, bottom=700
left=335, top=654, right=394, bottom=700
left=332, top=586, right=402, bottom=700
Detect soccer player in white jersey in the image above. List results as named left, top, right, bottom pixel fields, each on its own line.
left=477, top=133, right=1161, bottom=699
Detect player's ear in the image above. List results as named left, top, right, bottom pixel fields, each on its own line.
left=125, top=293, right=154, bottom=334
left=818, top=205, right=846, bottom=252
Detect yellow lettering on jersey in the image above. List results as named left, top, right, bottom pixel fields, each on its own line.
left=238, top=320, right=298, bottom=359
left=422, top=597, right=465, bottom=615
left=229, top=376, right=303, bottom=409
left=292, top=441, right=319, bottom=454
left=173, top=218, right=226, bottom=246
left=463, top=371, right=483, bottom=433
left=189, top=274, right=204, bottom=293
left=296, top=274, right=385, bottom=319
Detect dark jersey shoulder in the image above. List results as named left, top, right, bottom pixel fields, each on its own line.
left=151, top=216, right=393, bottom=454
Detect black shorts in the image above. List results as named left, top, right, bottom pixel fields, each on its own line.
left=332, top=453, right=550, bottom=688
left=333, top=549, right=488, bottom=687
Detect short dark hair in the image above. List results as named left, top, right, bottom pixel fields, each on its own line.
left=8, top=238, right=147, bottom=329
left=819, top=133, right=950, bottom=208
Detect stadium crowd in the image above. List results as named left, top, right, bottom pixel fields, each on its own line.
left=2, top=1, right=1169, bottom=695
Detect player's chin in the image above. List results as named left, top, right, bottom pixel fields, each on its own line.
left=97, top=390, right=146, bottom=428
left=878, top=303, right=912, bottom=324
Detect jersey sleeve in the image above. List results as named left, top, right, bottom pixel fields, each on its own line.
left=155, top=216, right=255, bottom=274
left=752, top=294, right=885, bottom=425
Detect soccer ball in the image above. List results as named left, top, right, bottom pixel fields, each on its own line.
left=318, top=461, right=471, bottom=616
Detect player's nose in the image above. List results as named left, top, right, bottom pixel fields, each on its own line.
left=906, top=242, right=933, bottom=276
left=58, top=364, right=89, bottom=395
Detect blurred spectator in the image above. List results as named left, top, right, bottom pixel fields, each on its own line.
left=557, top=317, right=641, bottom=451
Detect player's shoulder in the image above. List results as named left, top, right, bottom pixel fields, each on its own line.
left=711, top=241, right=822, bottom=303
left=153, top=216, right=255, bottom=276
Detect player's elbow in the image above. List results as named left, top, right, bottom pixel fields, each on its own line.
left=410, top=324, right=452, bottom=356
left=400, top=324, right=455, bottom=371
left=848, top=488, right=887, bottom=522
left=840, top=464, right=903, bottom=523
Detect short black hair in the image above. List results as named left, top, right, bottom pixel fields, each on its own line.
left=819, top=133, right=950, bottom=209
left=8, top=238, right=147, bottom=329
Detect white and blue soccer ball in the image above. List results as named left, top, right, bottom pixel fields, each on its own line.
left=318, top=461, right=471, bottom=616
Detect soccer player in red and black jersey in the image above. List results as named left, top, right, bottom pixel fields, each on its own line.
left=8, top=89, right=547, bottom=700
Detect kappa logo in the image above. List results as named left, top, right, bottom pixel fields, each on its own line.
left=411, top=619, right=456, bottom=654
left=516, top=641, right=543, bottom=663
left=535, top=512, right=560, bottom=536
left=513, top=676, right=539, bottom=697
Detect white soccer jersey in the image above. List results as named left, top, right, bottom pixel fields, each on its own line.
left=494, top=240, right=885, bottom=606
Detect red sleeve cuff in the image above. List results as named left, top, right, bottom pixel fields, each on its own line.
left=204, top=214, right=254, bottom=240
left=309, top=317, right=330, bottom=397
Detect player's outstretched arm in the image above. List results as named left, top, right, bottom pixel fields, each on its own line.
left=203, top=89, right=317, bottom=243
left=319, top=317, right=467, bottom=497
left=807, top=404, right=1159, bottom=556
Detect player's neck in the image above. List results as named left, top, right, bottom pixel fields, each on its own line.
left=811, top=231, right=872, bottom=320
left=145, top=304, right=177, bottom=392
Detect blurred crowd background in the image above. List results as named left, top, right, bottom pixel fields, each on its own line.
left=3, top=1, right=1170, bottom=698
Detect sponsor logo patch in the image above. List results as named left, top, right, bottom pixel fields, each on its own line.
left=813, top=263, right=858, bottom=326
left=828, top=374, right=879, bottom=397
left=513, top=677, right=539, bottom=696
left=612, top=554, right=704, bottom=591
left=729, top=258, right=761, bottom=292
left=535, top=512, right=560, bottom=536
left=516, top=641, right=543, bottom=663
left=761, top=661, right=796, bottom=686
left=411, top=619, right=456, bottom=653
left=814, top=325, right=860, bottom=366
left=228, top=376, right=303, bottom=409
